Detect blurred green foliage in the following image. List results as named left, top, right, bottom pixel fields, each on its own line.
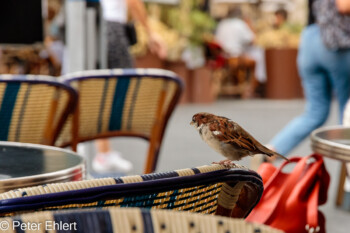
left=155, top=0, right=216, bottom=46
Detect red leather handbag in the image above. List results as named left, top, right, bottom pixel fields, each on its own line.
left=246, top=154, right=330, bottom=233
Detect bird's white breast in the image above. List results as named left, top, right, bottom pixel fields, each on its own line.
left=199, top=124, right=245, bottom=161
left=200, top=125, right=222, bottom=153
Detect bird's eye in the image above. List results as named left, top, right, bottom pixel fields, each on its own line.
left=192, top=116, right=196, bottom=122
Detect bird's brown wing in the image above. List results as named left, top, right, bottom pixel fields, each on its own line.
left=234, top=123, right=289, bottom=160
left=208, top=117, right=289, bottom=161
left=236, top=125, right=275, bottom=156
left=209, top=119, right=258, bottom=151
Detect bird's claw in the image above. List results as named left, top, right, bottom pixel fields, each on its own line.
left=212, top=160, right=233, bottom=168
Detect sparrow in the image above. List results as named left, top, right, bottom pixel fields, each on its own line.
left=190, top=112, right=289, bottom=162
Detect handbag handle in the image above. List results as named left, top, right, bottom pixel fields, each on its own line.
left=263, top=154, right=324, bottom=231
left=263, top=157, right=302, bottom=191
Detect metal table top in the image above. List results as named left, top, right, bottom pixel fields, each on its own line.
left=311, top=126, right=350, bottom=162
left=0, top=141, right=85, bottom=192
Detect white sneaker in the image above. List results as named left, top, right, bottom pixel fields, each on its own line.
left=92, top=151, right=133, bottom=173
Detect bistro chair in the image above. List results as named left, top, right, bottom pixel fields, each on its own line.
left=0, top=207, right=284, bottom=233
left=0, top=75, right=77, bottom=145
left=0, top=163, right=263, bottom=219
left=220, top=57, right=256, bottom=98
left=57, top=69, right=183, bottom=173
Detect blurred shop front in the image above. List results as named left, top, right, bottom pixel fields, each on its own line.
left=0, top=0, right=306, bottom=101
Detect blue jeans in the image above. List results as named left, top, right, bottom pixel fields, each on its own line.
left=270, top=24, right=350, bottom=155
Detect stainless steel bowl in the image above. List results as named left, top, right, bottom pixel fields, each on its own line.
left=0, top=141, right=85, bottom=192
left=311, top=126, right=350, bottom=162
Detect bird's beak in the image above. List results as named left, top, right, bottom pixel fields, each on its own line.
left=190, top=121, right=197, bottom=127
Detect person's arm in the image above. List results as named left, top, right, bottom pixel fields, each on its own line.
left=127, top=0, right=167, bottom=58
left=336, top=0, right=350, bottom=14
left=127, top=0, right=151, bottom=34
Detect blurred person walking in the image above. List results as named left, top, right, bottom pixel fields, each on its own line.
left=268, top=0, right=350, bottom=156
left=93, top=0, right=166, bottom=173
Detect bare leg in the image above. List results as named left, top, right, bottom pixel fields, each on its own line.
left=93, top=139, right=133, bottom=173
left=96, top=139, right=110, bottom=153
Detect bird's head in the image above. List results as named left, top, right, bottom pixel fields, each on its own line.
left=190, top=112, right=216, bottom=129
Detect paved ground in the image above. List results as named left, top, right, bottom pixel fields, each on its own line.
left=82, top=99, right=350, bottom=233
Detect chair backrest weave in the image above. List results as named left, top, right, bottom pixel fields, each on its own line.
left=57, top=68, right=182, bottom=143
left=0, top=164, right=263, bottom=219
left=0, top=75, right=77, bottom=145
left=57, top=69, right=183, bottom=173
left=0, top=207, right=284, bottom=233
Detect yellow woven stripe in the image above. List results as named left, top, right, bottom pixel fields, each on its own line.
left=121, top=78, right=140, bottom=130
left=217, top=182, right=244, bottom=209
left=6, top=85, right=57, bottom=144
left=197, top=163, right=246, bottom=173
left=55, top=82, right=74, bottom=146
left=163, top=81, right=176, bottom=113
left=77, top=80, right=105, bottom=138
left=7, top=85, right=28, bottom=142
left=192, top=194, right=218, bottom=213
left=41, top=201, right=99, bottom=211
left=194, top=184, right=220, bottom=213
left=104, top=199, right=124, bottom=206
left=196, top=164, right=227, bottom=173
left=51, top=90, right=70, bottom=146
left=120, top=175, right=143, bottom=184
left=53, top=90, right=69, bottom=127
left=17, top=86, right=54, bottom=143
left=0, top=84, right=6, bottom=105
left=109, top=207, right=144, bottom=233
left=172, top=184, right=221, bottom=213
left=151, top=190, right=174, bottom=209
left=55, top=114, right=72, bottom=147
left=101, top=79, right=117, bottom=133
left=126, top=78, right=163, bottom=134
left=170, top=188, right=193, bottom=208
left=0, top=178, right=117, bottom=200
left=174, top=168, right=195, bottom=177
left=52, top=89, right=71, bottom=146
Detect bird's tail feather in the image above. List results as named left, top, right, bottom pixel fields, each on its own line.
left=274, top=152, right=290, bottom=162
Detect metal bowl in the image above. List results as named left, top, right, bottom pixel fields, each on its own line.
left=0, top=141, right=85, bottom=192
left=311, top=126, right=350, bottom=162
